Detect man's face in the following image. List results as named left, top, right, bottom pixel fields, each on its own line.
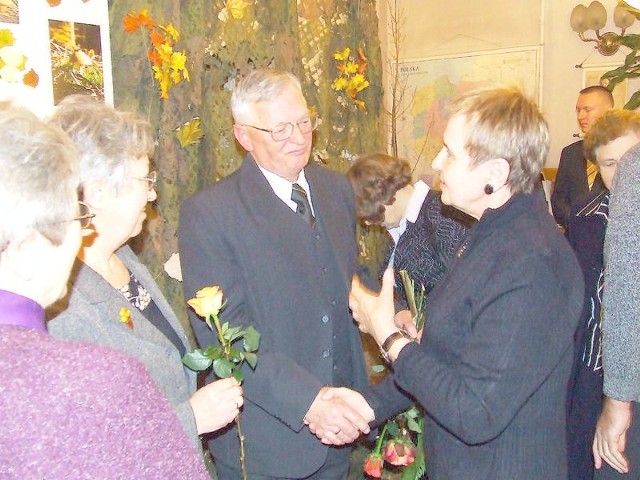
left=576, top=92, right=612, bottom=134
left=594, top=131, right=640, bottom=190
left=234, top=83, right=313, bottom=181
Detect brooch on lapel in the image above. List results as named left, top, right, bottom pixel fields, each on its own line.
left=119, top=307, right=134, bottom=330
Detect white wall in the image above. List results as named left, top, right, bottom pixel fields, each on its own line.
left=377, top=0, right=640, bottom=169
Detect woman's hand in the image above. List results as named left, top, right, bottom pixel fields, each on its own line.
left=349, top=269, right=398, bottom=346
left=189, top=377, right=243, bottom=435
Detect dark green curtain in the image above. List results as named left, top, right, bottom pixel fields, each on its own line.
left=108, top=0, right=386, bottom=327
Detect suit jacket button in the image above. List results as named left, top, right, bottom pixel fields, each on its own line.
left=321, top=315, right=329, bottom=324
left=322, top=349, right=331, bottom=358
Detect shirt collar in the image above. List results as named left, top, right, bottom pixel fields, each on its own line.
left=404, top=180, right=430, bottom=223
left=257, top=164, right=313, bottom=212
left=0, top=289, right=46, bottom=332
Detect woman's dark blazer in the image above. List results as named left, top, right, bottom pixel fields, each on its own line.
left=366, top=193, right=584, bottom=480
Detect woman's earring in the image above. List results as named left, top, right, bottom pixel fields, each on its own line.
left=484, top=184, right=494, bottom=195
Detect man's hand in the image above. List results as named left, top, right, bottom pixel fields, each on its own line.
left=304, top=387, right=374, bottom=445
left=189, top=377, right=243, bottom=435
left=593, top=396, right=633, bottom=473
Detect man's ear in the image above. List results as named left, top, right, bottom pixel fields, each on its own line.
left=233, top=124, right=254, bottom=152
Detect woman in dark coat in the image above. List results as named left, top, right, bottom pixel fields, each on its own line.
left=348, top=88, right=584, bottom=480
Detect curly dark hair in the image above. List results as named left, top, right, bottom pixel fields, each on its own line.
left=347, top=153, right=412, bottom=224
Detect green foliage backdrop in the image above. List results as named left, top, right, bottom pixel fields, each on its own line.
left=108, top=0, right=387, bottom=328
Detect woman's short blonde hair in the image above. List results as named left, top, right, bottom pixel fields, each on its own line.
left=48, top=95, right=154, bottom=193
left=452, top=87, right=549, bottom=194
left=0, top=102, right=78, bottom=250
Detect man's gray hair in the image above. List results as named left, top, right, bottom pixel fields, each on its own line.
left=231, top=69, right=303, bottom=124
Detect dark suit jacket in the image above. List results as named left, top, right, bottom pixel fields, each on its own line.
left=551, top=140, right=606, bottom=229
left=366, top=193, right=584, bottom=480
left=383, top=190, right=474, bottom=309
left=178, top=156, right=368, bottom=478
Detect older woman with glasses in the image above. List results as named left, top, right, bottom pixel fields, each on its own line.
left=346, top=88, right=584, bottom=479
left=47, top=95, right=243, bottom=449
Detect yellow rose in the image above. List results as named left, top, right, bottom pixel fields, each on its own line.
left=188, top=285, right=224, bottom=318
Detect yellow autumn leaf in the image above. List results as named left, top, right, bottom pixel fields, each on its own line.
left=163, top=23, right=180, bottom=42
left=0, top=29, right=15, bottom=49
left=343, top=62, right=358, bottom=74
left=333, top=47, right=351, bottom=61
left=332, top=77, right=348, bottom=91
left=175, top=118, right=204, bottom=148
left=227, top=0, right=251, bottom=19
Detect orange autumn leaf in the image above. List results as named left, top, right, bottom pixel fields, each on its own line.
left=147, top=48, right=162, bottom=66
left=123, top=16, right=141, bottom=33
left=47, top=0, right=62, bottom=6
left=149, top=30, right=165, bottom=47
left=22, top=68, right=39, bottom=87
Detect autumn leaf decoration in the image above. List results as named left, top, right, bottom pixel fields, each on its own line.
left=175, top=117, right=204, bottom=148
left=332, top=47, right=370, bottom=111
left=123, top=9, right=189, bottom=100
left=0, top=29, right=39, bottom=87
left=119, top=307, right=134, bottom=330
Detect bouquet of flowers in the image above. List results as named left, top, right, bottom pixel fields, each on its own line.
left=182, top=286, right=260, bottom=480
left=363, top=270, right=426, bottom=479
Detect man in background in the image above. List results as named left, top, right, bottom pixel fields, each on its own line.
left=551, top=85, right=612, bottom=231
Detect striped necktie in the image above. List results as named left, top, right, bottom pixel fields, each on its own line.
left=291, top=183, right=315, bottom=227
left=586, top=160, right=598, bottom=190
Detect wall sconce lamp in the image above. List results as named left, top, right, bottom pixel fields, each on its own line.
left=570, top=1, right=636, bottom=55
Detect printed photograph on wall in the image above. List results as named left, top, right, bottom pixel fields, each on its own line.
left=397, top=47, right=541, bottom=183
left=0, top=0, right=19, bottom=24
left=49, top=19, right=104, bottom=103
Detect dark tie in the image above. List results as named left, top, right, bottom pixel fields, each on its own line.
left=291, top=183, right=315, bottom=227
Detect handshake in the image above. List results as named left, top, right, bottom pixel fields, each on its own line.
left=304, top=386, right=375, bottom=445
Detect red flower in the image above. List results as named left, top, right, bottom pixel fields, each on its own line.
left=363, top=454, right=383, bottom=478
left=382, top=439, right=417, bottom=466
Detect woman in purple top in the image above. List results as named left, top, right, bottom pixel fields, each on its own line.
left=0, top=102, right=210, bottom=478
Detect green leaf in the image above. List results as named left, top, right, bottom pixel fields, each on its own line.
left=233, top=369, right=244, bottom=383
left=228, top=346, right=244, bottom=363
left=182, top=349, right=213, bottom=371
left=213, top=357, right=235, bottom=378
left=386, top=420, right=400, bottom=437
left=243, top=326, right=260, bottom=352
left=224, top=325, right=244, bottom=342
left=244, top=351, right=258, bottom=369
left=625, top=90, right=640, bottom=110
left=406, top=416, right=423, bottom=433
left=203, top=345, right=223, bottom=360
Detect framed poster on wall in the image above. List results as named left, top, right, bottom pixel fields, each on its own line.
left=582, top=63, right=628, bottom=109
left=0, top=0, right=112, bottom=117
left=396, top=46, right=542, bottom=183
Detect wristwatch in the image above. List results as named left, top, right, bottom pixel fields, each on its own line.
left=380, top=330, right=413, bottom=364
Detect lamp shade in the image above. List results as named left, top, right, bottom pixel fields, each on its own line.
left=587, top=1, right=608, bottom=30
left=571, top=4, right=589, bottom=33
left=615, top=4, right=636, bottom=28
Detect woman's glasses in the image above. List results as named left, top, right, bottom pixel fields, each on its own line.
left=131, top=170, right=157, bottom=191
left=74, top=201, right=96, bottom=229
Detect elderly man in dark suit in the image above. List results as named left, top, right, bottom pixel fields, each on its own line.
left=179, top=69, right=374, bottom=480
left=551, top=85, right=612, bottom=230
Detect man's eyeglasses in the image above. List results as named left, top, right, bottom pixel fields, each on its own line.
left=131, top=171, right=157, bottom=191
left=74, top=201, right=95, bottom=229
left=239, top=115, right=319, bottom=142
